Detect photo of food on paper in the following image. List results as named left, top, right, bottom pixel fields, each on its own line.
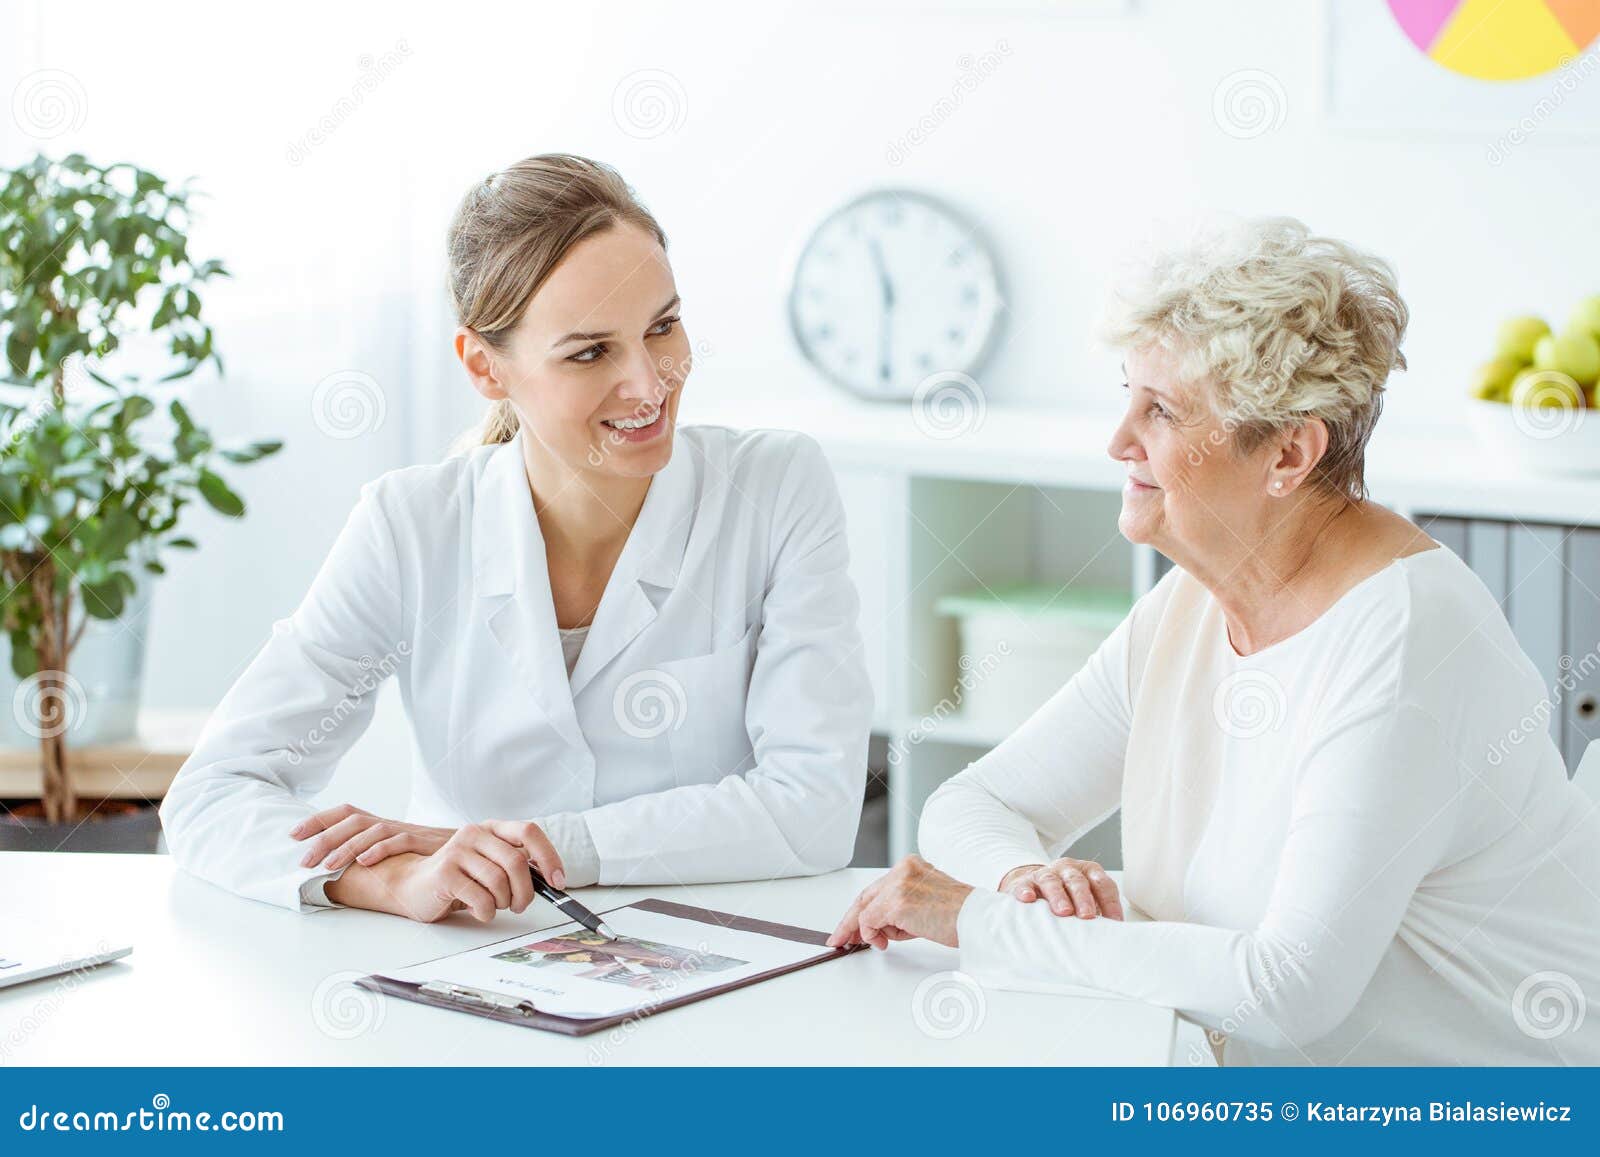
left=374, top=903, right=830, bottom=1020
left=491, top=929, right=747, bottom=991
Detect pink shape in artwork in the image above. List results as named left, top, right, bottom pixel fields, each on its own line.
left=1386, top=0, right=1464, bottom=51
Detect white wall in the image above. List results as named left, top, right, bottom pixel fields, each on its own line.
left=3, top=0, right=1596, bottom=714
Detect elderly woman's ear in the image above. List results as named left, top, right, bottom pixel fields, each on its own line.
left=1266, top=418, right=1329, bottom=497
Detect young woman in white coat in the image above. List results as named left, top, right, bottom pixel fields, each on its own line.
left=159, top=154, right=872, bottom=922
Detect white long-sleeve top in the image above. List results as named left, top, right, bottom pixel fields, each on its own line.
left=921, top=548, right=1600, bottom=1065
left=160, top=426, right=872, bottom=912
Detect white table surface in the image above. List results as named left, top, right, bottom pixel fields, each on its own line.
left=0, top=853, right=1176, bottom=1066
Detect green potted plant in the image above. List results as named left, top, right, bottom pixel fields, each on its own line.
left=0, top=153, right=280, bottom=843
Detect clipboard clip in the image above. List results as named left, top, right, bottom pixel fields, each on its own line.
left=419, top=980, right=539, bottom=1017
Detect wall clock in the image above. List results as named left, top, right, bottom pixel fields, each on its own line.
left=787, top=189, right=1004, bottom=400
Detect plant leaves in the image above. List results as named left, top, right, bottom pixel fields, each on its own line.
left=196, top=469, right=244, bottom=517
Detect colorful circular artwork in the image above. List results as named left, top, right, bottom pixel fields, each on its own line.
left=1387, top=0, right=1600, bottom=80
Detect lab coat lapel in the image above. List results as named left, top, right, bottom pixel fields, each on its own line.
left=472, top=433, right=585, bottom=750
left=567, top=441, right=694, bottom=698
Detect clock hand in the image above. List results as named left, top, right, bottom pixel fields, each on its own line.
left=869, top=239, right=895, bottom=385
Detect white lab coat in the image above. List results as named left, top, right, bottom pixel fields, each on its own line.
left=160, top=425, right=873, bottom=911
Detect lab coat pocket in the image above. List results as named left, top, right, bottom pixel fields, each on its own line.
left=660, top=623, right=759, bottom=786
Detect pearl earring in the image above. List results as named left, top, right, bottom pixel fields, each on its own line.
left=1273, top=480, right=1284, bottom=492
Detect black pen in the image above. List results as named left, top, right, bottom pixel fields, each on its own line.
left=529, top=866, right=618, bottom=941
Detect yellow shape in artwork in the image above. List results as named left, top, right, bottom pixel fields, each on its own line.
left=1431, top=0, right=1582, bottom=80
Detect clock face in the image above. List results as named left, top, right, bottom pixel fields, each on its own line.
left=787, top=190, right=1004, bottom=400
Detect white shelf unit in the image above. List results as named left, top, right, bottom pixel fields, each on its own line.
left=833, top=467, right=1136, bottom=863
left=691, top=393, right=1600, bottom=865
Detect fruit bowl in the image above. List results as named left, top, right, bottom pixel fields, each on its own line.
left=1465, top=397, right=1600, bottom=476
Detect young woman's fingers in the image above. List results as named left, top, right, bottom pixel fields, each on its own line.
left=475, top=833, right=536, bottom=913
left=299, top=813, right=376, bottom=867
left=442, top=864, right=499, bottom=922
left=1033, top=871, right=1074, bottom=916
left=290, top=803, right=362, bottom=840
left=1060, top=867, right=1099, bottom=918
left=489, top=820, right=565, bottom=890
left=323, top=822, right=402, bottom=871
left=356, top=831, right=428, bottom=866
left=457, top=852, right=514, bottom=911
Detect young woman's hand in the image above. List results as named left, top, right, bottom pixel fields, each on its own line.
left=998, top=858, right=1122, bottom=920
left=290, top=803, right=455, bottom=872
left=391, top=821, right=567, bottom=923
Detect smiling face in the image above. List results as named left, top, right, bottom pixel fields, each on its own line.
left=461, top=222, right=690, bottom=481
left=1107, top=343, right=1278, bottom=558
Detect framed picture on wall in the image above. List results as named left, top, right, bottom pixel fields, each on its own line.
left=1325, top=0, right=1600, bottom=144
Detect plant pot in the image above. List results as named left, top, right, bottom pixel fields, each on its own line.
left=0, top=587, right=150, bottom=750
left=0, top=798, right=162, bottom=852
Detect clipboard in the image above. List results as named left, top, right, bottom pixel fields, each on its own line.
left=355, top=897, right=866, bottom=1037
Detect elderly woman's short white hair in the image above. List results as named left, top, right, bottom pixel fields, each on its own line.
left=1099, top=217, right=1408, bottom=500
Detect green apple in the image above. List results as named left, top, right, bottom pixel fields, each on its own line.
left=1533, top=330, right=1600, bottom=387
left=1510, top=367, right=1585, bottom=410
left=1497, top=315, right=1551, bottom=362
left=1470, top=356, right=1523, bottom=401
left=1570, top=295, right=1600, bottom=341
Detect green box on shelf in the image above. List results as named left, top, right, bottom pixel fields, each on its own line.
left=934, top=584, right=1134, bottom=731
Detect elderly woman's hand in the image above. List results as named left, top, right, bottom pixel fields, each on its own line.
left=826, top=855, right=974, bottom=950
left=999, top=857, right=1123, bottom=920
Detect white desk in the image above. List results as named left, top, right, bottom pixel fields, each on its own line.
left=0, top=853, right=1176, bottom=1066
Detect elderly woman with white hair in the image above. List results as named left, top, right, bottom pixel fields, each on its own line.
left=828, top=218, right=1600, bottom=1066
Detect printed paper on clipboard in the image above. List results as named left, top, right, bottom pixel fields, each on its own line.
left=374, top=900, right=833, bottom=1020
